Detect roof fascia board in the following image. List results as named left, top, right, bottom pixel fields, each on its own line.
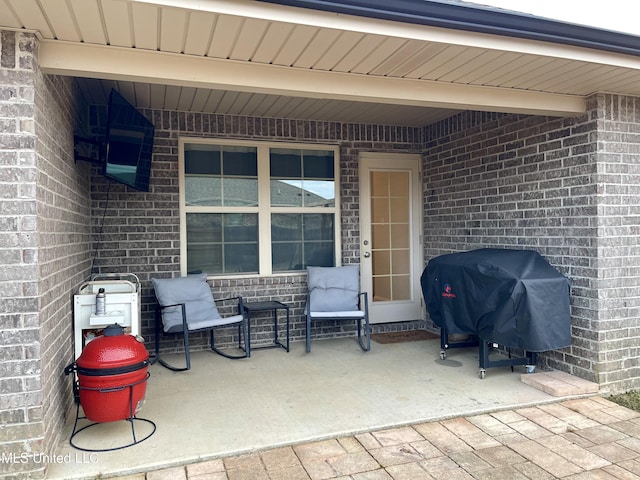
left=255, top=0, right=640, bottom=57
left=39, top=40, right=585, bottom=116
left=126, top=0, right=640, bottom=70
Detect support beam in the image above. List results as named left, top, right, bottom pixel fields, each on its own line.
left=39, top=40, right=586, bottom=116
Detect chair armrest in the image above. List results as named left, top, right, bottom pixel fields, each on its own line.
left=155, top=302, right=188, bottom=333
left=157, top=302, right=185, bottom=310
left=358, top=292, right=369, bottom=312
left=213, top=295, right=244, bottom=316
left=213, top=295, right=242, bottom=304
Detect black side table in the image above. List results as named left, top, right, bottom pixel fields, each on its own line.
left=242, top=301, right=290, bottom=357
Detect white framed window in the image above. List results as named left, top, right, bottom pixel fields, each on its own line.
left=179, top=138, right=341, bottom=276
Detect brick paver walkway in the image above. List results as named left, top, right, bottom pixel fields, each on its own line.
left=119, top=397, right=640, bottom=480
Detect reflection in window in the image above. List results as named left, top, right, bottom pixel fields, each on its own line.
left=270, top=149, right=335, bottom=207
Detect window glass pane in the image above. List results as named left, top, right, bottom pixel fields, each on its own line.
left=185, top=177, right=258, bottom=207
left=223, top=213, right=258, bottom=242
left=187, top=244, right=222, bottom=275
left=223, top=178, right=258, bottom=206
left=271, top=148, right=335, bottom=207
left=272, top=243, right=302, bottom=272
left=187, top=213, right=222, bottom=242
left=186, top=213, right=222, bottom=273
left=271, top=213, right=334, bottom=272
left=302, top=180, right=335, bottom=207
left=304, top=242, right=334, bottom=267
left=270, top=179, right=303, bottom=207
left=185, top=177, right=222, bottom=206
left=303, top=150, right=334, bottom=179
left=270, top=148, right=302, bottom=178
left=270, top=180, right=335, bottom=207
left=186, top=213, right=258, bottom=274
left=185, top=145, right=257, bottom=207
left=303, top=213, right=334, bottom=240
left=223, top=146, right=257, bottom=176
left=271, top=213, right=302, bottom=241
left=184, top=146, right=220, bottom=175
left=224, top=243, right=258, bottom=274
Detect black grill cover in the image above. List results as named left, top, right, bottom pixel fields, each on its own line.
left=421, top=248, right=571, bottom=352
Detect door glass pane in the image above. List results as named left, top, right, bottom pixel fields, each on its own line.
left=392, top=250, right=409, bottom=274
left=391, top=226, right=409, bottom=249
left=372, top=224, right=390, bottom=249
left=371, top=198, right=390, bottom=223
left=373, top=277, right=391, bottom=302
left=370, top=171, right=411, bottom=302
left=390, top=197, right=409, bottom=222
left=370, top=171, right=388, bottom=196
left=392, top=275, right=410, bottom=300
left=372, top=250, right=390, bottom=276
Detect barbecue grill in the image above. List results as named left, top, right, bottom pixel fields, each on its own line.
left=421, top=248, right=571, bottom=378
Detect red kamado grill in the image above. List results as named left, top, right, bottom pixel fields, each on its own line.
left=66, top=324, right=150, bottom=423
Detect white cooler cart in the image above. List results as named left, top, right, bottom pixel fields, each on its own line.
left=73, top=273, right=141, bottom=360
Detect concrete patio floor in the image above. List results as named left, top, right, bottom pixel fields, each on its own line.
left=49, top=336, right=601, bottom=479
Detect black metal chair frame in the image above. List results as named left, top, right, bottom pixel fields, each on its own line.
left=153, top=295, right=248, bottom=371
left=305, top=291, right=371, bottom=353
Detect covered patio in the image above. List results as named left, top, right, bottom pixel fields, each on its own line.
left=48, top=336, right=595, bottom=479
left=3, top=1, right=640, bottom=479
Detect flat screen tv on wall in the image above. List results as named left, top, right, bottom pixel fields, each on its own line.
left=103, top=89, right=155, bottom=192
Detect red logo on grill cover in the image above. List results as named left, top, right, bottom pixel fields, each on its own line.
left=442, top=284, right=456, bottom=298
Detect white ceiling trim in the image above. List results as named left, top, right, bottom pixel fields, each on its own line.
left=39, top=40, right=586, bottom=117
left=126, top=0, right=640, bottom=70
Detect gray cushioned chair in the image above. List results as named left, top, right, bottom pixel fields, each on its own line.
left=305, top=265, right=370, bottom=352
left=151, top=273, right=248, bottom=371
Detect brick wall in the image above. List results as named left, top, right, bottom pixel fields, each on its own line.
left=422, top=94, right=640, bottom=393
left=35, top=70, right=92, bottom=474
left=0, top=31, right=44, bottom=479
left=593, top=94, right=640, bottom=391
left=88, top=109, right=426, bottom=353
left=0, top=30, right=91, bottom=479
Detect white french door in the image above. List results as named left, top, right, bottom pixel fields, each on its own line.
left=359, top=152, right=423, bottom=324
